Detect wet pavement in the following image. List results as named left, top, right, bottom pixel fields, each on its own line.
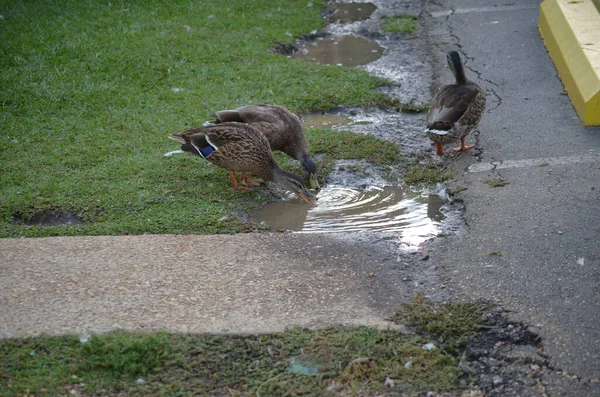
left=421, top=0, right=600, bottom=393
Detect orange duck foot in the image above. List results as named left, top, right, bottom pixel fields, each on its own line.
left=435, top=143, right=445, bottom=156
left=241, top=171, right=263, bottom=187
left=229, top=170, right=253, bottom=191
left=452, top=136, right=475, bottom=152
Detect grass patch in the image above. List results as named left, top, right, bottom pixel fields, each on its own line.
left=381, top=14, right=419, bottom=34
left=308, top=129, right=400, bottom=165
left=0, top=332, right=171, bottom=395
left=0, top=0, right=399, bottom=238
left=395, top=293, right=484, bottom=356
left=451, top=186, right=468, bottom=194
left=483, top=178, right=510, bottom=188
left=275, top=128, right=401, bottom=187
left=399, top=101, right=430, bottom=113
left=1, top=328, right=464, bottom=396
left=403, top=166, right=451, bottom=185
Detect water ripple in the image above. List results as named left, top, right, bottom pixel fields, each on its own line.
left=251, top=186, right=446, bottom=245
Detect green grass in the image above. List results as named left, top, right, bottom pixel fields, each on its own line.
left=1, top=327, right=463, bottom=396
left=381, top=14, right=419, bottom=34
left=276, top=128, right=400, bottom=186
left=395, top=294, right=484, bottom=357
left=399, top=101, right=430, bottom=113
left=483, top=178, right=510, bottom=188
left=0, top=0, right=400, bottom=238
left=403, top=166, right=451, bottom=185
left=0, top=332, right=171, bottom=395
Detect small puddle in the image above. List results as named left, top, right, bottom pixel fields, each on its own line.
left=252, top=186, right=445, bottom=245
left=13, top=211, right=83, bottom=226
left=293, top=35, right=384, bottom=67
left=328, top=2, right=377, bottom=23
left=301, top=114, right=352, bottom=129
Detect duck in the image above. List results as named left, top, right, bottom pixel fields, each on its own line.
left=425, top=51, right=486, bottom=156
left=209, top=104, right=320, bottom=190
left=169, top=122, right=317, bottom=204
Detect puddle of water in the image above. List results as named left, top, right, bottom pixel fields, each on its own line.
left=13, top=211, right=83, bottom=226
left=301, top=114, right=352, bottom=129
left=328, top=3, right=377, bottom=23
left=252, top=186, right=445, bottom=246
left=293, top=35, right=384, bottom=67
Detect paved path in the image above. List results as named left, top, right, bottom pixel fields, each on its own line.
left=0, top=234, right=407, bottom=338
left=425, top=0, right=600, bottom=381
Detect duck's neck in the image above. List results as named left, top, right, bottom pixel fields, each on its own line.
left=261, top=161, right=281, bottom=182
left=453, top=61, right=467, bottom=85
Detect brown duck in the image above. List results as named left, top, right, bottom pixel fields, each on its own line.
left=210, top=104, right=319, bottom=190
left=426, top=51, right=486, bottom=156
left=169, top=122, right=316, bottom=203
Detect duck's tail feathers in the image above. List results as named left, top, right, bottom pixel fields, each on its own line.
left=169, top=134, right=186, bottom=144
left=425, top=129, right=450, bottom=136
left=211, top=110, right=243, bottom=123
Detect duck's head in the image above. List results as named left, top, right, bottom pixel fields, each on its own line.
left=274, top=168, right=318, bottom=204
left=447, top=51, right=466, bottom=83
left=301, top=154, right=320, bottom=190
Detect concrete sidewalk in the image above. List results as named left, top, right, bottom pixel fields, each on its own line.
left=0, top=233, right=408, bottom=338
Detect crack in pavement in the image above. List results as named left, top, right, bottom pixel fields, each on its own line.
left=546, top=167, right=569, bottom=201
left=445, top=9, right=503, bottom=114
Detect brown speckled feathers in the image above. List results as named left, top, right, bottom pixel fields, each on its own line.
left=173, top=122, right=278, bottom=181
left=212, top=105, right=307, bottom=161
left=426, top=51, right=486, bottom=153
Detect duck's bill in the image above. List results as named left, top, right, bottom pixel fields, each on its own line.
left=297, top=189, right=318, bottom=204
left=309, top=174, right=320, bottom=190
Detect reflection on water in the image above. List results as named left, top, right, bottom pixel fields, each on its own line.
left=252, top=186, right=446, bottom=246
left=328, top=3, right=377, bottom=23
left=301, top=114, right=352, bottom=129
left=293, top=35, right=384, bottom=67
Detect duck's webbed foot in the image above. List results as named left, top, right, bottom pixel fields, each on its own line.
left=241, top=171, right=263, bottom=187
left=230, top=170, right=253, bottom=191
left=452, top=136, right=475, bottom=152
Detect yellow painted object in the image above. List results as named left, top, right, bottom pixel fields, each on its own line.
left=538, top=0, right=600, bottom=126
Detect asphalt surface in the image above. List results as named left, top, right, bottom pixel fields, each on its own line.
left=424, top=0, right=600, bottom=382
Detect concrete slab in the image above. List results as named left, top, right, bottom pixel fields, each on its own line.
left=0, top=234, right=409, bottom=338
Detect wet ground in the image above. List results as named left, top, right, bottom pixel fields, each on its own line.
left=293, top=35, right=385, bottom=67
left=252, top=185, right=444, bottom=237
left=261, top=1, right=600, bottom=395
left=260, top=0, right=447, bottom=242
left=12, top=211, right=83, bottom=226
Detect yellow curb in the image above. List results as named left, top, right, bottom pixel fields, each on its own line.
left=538, top=0, right=600, bottom=126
